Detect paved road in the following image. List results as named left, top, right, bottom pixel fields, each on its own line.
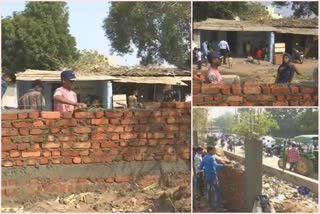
left=218, top=144, right=318, bottom=180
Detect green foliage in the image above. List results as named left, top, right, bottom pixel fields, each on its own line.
left=213, top=112, right=235, bottom=133
left=272, top=1, right=318, bottom=18
left=103, top=2, right=191, bottom=69
left=193, top=108, right=208, bottom=134
left=2, top=2, right=78, bottom=72
left=231, top=110, right=279, bottom=139
left=193, top=2, right=271, bottom=21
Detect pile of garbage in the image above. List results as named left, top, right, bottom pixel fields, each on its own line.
left=262, top=174, right=318, bottom=212
left=1, top=183, right=191, bottom=213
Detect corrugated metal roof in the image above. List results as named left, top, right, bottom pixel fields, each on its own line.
left=114, top=76, right=191, bottom=86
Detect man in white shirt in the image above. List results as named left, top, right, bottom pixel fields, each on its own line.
left=197, top=48, right=202, bottom=70
left=265, top=140, right=273, bottom=156
left=193, top=147, right=204, bottom=198
left=218, top=40, right=230, bottom=65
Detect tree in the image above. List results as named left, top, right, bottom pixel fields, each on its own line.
left=231, top=109, right=279, bottom=139
left=103, top=2, right=191, bottom=69
left=193, top=2, right=271, bottom=21
left=214, top=112, right=235, bottom=133
left=272, top=1, right=318, bottom=18
left=193, top=108, right=209, bottom=134
left=2, top=2, right=78, bottom=72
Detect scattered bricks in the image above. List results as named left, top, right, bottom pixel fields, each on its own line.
left=50, top=127, right=60, bottom=134
left=74, top=111, right=94, bottom=119
left=243, top=84, right=261, bottom=94
left=143, top=102, right=161, bottom=109
left=273, top=101, right=289, bottom=106
left=15, top=159, right=24, bottom=166
left=105, top=111, right=123, bottom=118
left=42, top=151, right=52, bottom=157
left=101, top=142, right=119, bottom=148
left=18, top=112, right=28, bottom=119
left=33, top=120, right=44, bottom=127
left=221, top=85, right=231, bottom=95
left=30, top=128, right=42, bottom=135
left=193, top=96, right=203, bottom=103
left=59, top=112, right=73, bottom=119
left=91, top=118, right=108, bottom=125
left=61, top=150, right=79, bottom=157
left=2, top=142, right=17, bottom=152
left=256, top=95, right=273, bottom=101
left=22, top=151, right=41, bottom=158
left=2, top=128, right=18, bottom=136
left=57, top=119, right=77, bottom=127
left=73, top=142, right=91, bottom=149
left=201, top=84, right=220, bottom=94
left=231, top=85, right=241, bottom=95
left=115, top=176, right=130, bottom=183
left=73, top=127, right=91, bottom=134
left=3, top=161, right=14, bottom=167
left=9, top=150, right=20, bottom=158
left=73, top=157, right=81, bottom=164
left=28, top=112, right=40, bottom=119
left=2, top=113, right=18, bottom=120
left=121, top=119, right=138, bottom=125
left=227, top=96, right=243, bottom=102
left=271, top=85, right=289, bottom=94
left=39, top=157, right=49, bottom=165
left=41, top=111, right=61, bottom=119
left=95, top=111, right=105, bottom=119
left=289, top=85, right=300, bottom=94
left=300, top=86, right=317, bottom=94
left=6, top=189, right=18, bottom=197
left=27, top=159, right=36, bottom=166
left=17, top=143, right=30, bottom=151
left=19, top=128, right=30, bottom=136
left=42, top=143, right=60, bottom=149
left=276, top=95, right=286, bottom=101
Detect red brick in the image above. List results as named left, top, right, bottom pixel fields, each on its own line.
left=28, top=112, right=40, bottom=119
left=164, top=125, right=179, bottom=131
left=52, top=150, right=60, bottom=156
left=231, top=85, right=241, bottom=95
left=51, top=158, right=60, bottom=164
left=73, top=157, right=81, bottom=164
left=147, top=132, right=165, bottom=139
left=193, top=85, right=201, bottom=95
left=17, top=143, right=29, bottom=151
left=302, top=94, right=312, bottom=100
left=163, top=154, right=176, bottom=161
left=105, top=177, right=114, bottom=183
left=221, top=85, right=231, bottom=95
left=1, top=137, right=12, bottom=144
left=243, top=84, right=261, bottom=94
left=61, top=112, right=73, bottom=119
left=271, top=85, right=289, bottom=94
left=148, top=118, right=166, bottom=123
left=18, top=112, right=28, bottom=119
left=31, top=143, right=40, bottom=150
left=43, top=151, right=52, bottom=157
left=105, top=111, right=123, bottom=118
left=3, top=161, right=14, bottom=167
left=42, top=143, right=60, bottom=149
left=227, top=96, right=243, bottom=102
left=41, top=111, right=61, bottom=119
left=109, top=119, right=121, bottom=125
left=63, top=158, right=73, bottom=164
left=134, top=111, right=152, bottom=117
left=120, top=133, right=137, bottom=140
left=272, top=101, right=289, bottom=106
left=74, top=112, right=94, bottom=119
left=138, top=133, right=147, bottom=138
left=95, top=111, right=105, bottom=118
left=2, top=142, right=17, bottom=151
left=33, top=120, right=44, bottom=127
left=30, top=128, right=42, bottom=135
left=121, top=119, right=138, bottom=125
left=18, top=128, right=30, bottom=135
left=32, top=135, right=44, bottom=143
left=1, top=113, right=18, bottom=120
left=50, top=127, right=60, bottom=134
left=62, top=128, right=71, bottom=134
left=201, top=84, right=220, bottom=94
left=91, top=118, right=108, bottom=125
left=61, top=150, right=79, bottom=157
left=175, top=102, right=191, bottom=109
left=92, top=149, right=105, bottom=156
left=101, top=142, right=119, bottom=148
left=128, top=140, right=147, bottom=147
left=313, top=95, right=318, bottom=101
left=289, top=86, right=300, bottom=94
left=143, top=102, right=161, bottom=109
left=73, top=142, right=91, bottom=149
left=162, top=110, right=178, bottom=116
left=161, top=102, right=176, bottom=108
left=115, top=176, right=130, bottom=183
left=299, top=101, right=316, bottom=106
left=255, top=95, right=273, bottom=101
left=203, top=95, right=213, bottom=102
left=276, top=95, right=286, bottom=101
left=1, top=121, right=12, bottom=128
left=82, top=157, right=92, bottom=164
left=159, top=139, right=174, bottom=145
left=27, top=159, right=36, bottom=166
left=260, top=84, right=271, bottom=94
left=22, top=151, right=41, bottom=158
left=15, top=159, right=24, bottom=166
left=91, top=142, right=100, bottom=148
left=58, top=135, right=75, bottom=142
left=73, top=127, right=91, bottom=134
left=9, top=150, right=19, bottom=158
left=193, top=96, right=203, bottom=103
left=39, top=157, right=49, bottom=165
left=12, top=121, right=32, bottom=128
left=300, top=86, right=317, bottom=94
left=57, top=119, right=77, bottom=127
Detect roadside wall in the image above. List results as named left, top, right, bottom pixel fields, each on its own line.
left=193, top=74, right=318, bottom=106
left=1, top=102, right=191, bottom=201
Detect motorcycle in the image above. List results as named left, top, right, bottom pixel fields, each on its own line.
left=292, top=48, right=304, bottom=64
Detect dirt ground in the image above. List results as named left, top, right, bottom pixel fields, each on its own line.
left=2, top=183, right=191, bottom=213
left=193, top=58, right=318, bottom=84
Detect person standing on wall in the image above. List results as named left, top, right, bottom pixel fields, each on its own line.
left=53, top=70, right=86, bottom=112
left=18, top=80, right=45, bottom=110
left=218, top=40, right=230, bottom=65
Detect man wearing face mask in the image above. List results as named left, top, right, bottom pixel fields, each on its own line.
left=53, top=70, right=86, bottom=112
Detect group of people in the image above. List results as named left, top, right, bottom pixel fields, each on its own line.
left=193, top=146, right=233, bottom=211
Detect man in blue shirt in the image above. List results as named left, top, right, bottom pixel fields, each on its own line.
left=199, top=146, right=233, bottom=211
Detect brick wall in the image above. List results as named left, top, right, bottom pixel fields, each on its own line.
left=193, top=75, right=318, bottom=106
left=1, top=102, right=191, bottom=200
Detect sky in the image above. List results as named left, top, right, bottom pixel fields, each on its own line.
left=1, top=1, right=140, bottom=66
left=208, top=107, right=236, bottom=119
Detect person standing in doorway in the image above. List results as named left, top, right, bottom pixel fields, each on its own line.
left=53, top=70, right=86, bottom=112
left=18, top=80, right=45, bottom=110
left=287, top=143, right=300, bottom=172
left=218, top=40, right=230, bottom=65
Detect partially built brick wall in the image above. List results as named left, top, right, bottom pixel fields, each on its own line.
left=1, top=102, right=191, bottom=201
left=193, top=75, right=318, bottom=106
